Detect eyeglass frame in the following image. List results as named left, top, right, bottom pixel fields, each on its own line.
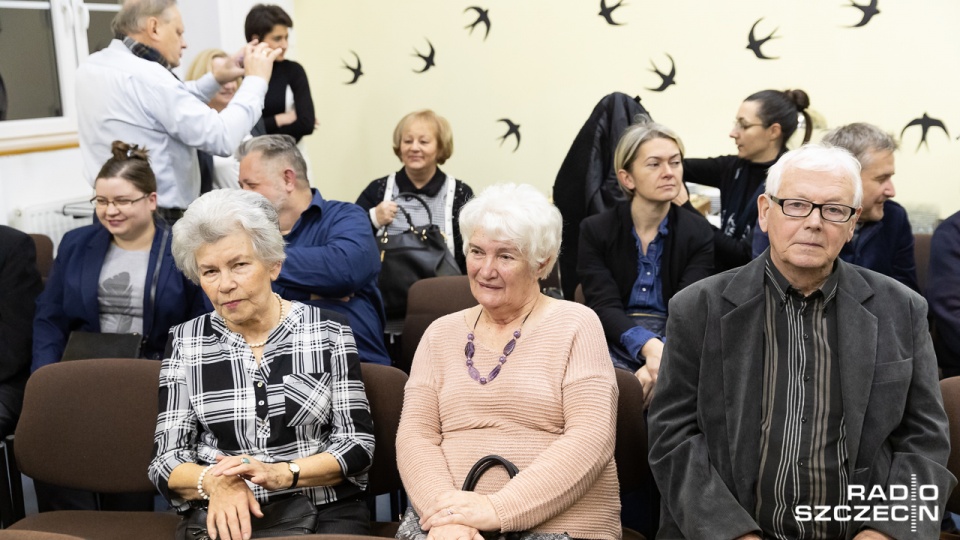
left=90, top=194, right=150, bottom=208
left=768, top=195, right=858, bottom=223
left=732, top=119, right=766, bottom=132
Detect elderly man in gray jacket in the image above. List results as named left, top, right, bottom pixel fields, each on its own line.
left=649, top=144, right=954, bottom=540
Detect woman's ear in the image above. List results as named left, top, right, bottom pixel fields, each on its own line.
left=617, top=169, right=635, bottom=194
left=768, top=123, right=783, bottom=143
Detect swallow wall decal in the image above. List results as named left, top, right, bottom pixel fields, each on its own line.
left=497, top=119, right=521, bottom=152
left=901, top=113, right=950, bottom=150
left=341, top=51, right=363, bottom=85
left=599, top=0, right=625, bottom=26
left=849, top=0, right=879, bottom=27
left=646, top=53, right=676, bottom=92
left=464, top=6, right=491, bottom=40
left=412, top=39, right=436, bottom=73
left=747, top=18, right=779, bottom=60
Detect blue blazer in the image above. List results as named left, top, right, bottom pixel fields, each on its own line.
left=32, top=221, right=207, bottom=370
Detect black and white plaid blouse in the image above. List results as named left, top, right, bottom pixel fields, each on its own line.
left=148, top=302, right=375, bottom=512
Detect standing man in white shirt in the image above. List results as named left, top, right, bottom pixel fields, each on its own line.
left=77, top=0, right=282, bottom=221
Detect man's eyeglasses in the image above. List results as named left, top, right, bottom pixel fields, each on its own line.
left=732, top=120, right=765, bottom=132
left=769, top=195, right=857, bottom=223
left=90, top=194, right=149, bottom=208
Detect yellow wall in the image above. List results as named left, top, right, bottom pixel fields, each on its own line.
left=295, top=0, right=960, bottom=222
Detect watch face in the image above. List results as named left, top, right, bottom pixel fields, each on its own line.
left=289, top=462, right=301, bottom=473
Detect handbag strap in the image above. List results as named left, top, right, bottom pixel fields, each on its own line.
left=383, top=173, right=397, bottom=203
left=461, top=455, right=519, bottom=492
left=148, top=225, right=169, bottom=313
left=378, top=192, right=436, bottom=240
left=442, top=175, right=456, bottom=254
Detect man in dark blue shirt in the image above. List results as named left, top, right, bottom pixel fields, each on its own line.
left=237, top=134, right=391, bottom=365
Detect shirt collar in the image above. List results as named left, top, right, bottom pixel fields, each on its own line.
left=121, top=36, right=178, bottom=77
left=286, top=189, right=325, bottom=238
left=763, top=250, right=840, bottom=305
left=395, top=168, right=446, bottom=197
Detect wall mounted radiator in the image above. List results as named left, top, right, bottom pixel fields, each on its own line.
left=11, top=197, right=93, bottom=254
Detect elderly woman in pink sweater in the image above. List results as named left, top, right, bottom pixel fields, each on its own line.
left=396, top=184, right=621, bottom=540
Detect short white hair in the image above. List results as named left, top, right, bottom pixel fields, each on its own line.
left=765, top=143, right=863, bottom=208
left=459, top=184, right=562, bottom=279
left=172, top=189, right=286, bottom=284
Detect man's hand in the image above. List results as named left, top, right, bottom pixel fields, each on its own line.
left=242, top=42, right=283, bottom=81
left=212, top=43, right=248, bottom=84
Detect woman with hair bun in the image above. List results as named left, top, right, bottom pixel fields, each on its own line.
left=684, top=89, right=812, bottom=271
left=32, top=140, right=206, bottom=372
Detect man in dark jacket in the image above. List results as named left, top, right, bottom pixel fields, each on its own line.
left=0, top=226, right=42, bottom=437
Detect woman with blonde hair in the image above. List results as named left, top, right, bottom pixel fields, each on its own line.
left=578, top=118, right=713, bottom=403
left=185, top=48, right=255, bottom=192
left=356, top=109, right=474, bottom=327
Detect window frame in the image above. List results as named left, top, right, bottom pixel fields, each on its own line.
left=0, top=0, right=121, bottom=154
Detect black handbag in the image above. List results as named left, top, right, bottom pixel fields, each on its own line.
left=177, top=492, right=320, bottom=539
left=378, top=192, right=461, bottom=319
left=396, top=455, right=571, bottom=540
left=61, top=331, right=143, bottom=361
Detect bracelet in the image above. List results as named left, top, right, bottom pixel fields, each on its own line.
left=197, top=464, right=215, bottom=501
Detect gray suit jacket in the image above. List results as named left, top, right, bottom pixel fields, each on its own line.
left=648, top=255, right=955, bottom=539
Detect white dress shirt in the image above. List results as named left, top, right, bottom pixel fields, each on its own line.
left=77, top=40, right=266, bottom=209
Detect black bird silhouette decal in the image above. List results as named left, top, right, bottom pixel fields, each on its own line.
left=901, top=113, right=950, bottom=151
left=599, top=0, right=625, bottom=26
left=849, top=0, right=880, bottom=27
left=464, top=6, right=491, bottom=40
left=341, top=51, right=363, bottom=85
left=412, top=39, right=436, bottom=73
left=747, top=18, right=779, bottom=60
left=646, top=54, right=676, bottom=92
left=497, top=119, right=521, bottom=152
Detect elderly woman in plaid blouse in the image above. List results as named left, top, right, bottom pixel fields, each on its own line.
left=148, top=189, right=375, bottom=540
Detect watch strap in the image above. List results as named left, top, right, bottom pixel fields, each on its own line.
left=287, top=461, right=300, bottom=489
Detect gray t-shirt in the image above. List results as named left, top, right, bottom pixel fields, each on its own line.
left=98, top=244, right=149, bottom=334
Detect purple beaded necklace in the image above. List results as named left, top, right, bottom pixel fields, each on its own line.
left=464, top=301, right=537, bottom=385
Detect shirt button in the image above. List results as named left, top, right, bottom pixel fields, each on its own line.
left=804, top=376, right=810, bottom=382
left=257, top=382, right=263, bottom=388
left=801, top=417, right=807, bottom=423
left=642, top=288, right=647, bottom=292
left=258, top=400, right=265, bottom=406
left=646, top=272, right=651, bottom=276
left=797, top=461, right=804, bottom=467
left=803, top=333, right=809, bottom=339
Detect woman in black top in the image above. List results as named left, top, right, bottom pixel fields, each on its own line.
left=245, top=4, right=315, bottom=142
left=684, top=89, right=812, bottom=271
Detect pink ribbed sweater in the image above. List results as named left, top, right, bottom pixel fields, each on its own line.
left=396, top=299, right=621, bottom=540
